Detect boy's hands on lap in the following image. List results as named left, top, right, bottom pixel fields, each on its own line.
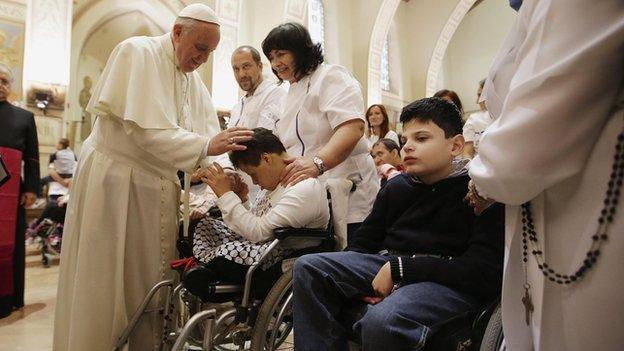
left=362, top=262, right=395, bottom=305
left=201, top=163, right=232, bottom=197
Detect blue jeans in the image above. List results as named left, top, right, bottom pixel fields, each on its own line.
left=292, top=251, right=478, bottom=351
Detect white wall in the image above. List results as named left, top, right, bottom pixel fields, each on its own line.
left=440, top=0, right=516, bottom=113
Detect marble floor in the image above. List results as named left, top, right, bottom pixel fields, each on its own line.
left=0, top=248, right=59, bottom=351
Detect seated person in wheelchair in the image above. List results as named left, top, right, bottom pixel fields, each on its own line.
left=292, top=97, right=504, bottom=350
left=185, top=127, right=330, bottom=298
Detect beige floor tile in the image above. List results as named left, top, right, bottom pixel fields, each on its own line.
left=0, top=251, right=59, bottom=351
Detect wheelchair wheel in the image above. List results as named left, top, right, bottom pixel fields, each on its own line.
left=250, top=270, right=294, bottom=351
left=479, top=303, right=503, bottom=351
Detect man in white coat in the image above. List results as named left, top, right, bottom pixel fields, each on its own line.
left=217, top=45, right=287, bottom=201
left=53, top=4, right=252, bottom=351
left=467, top=0, right=624, bottom=350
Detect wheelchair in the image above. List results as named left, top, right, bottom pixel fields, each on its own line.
left=113, top=176, right=504, bottom=351
left=113, top=180, right=353, bottom=351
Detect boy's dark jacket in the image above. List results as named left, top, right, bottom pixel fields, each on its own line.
left=346, top=172, right=504, bottom=302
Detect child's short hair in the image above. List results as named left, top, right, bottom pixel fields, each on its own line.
left=229, top=128, right=286, bottom=168
left=399, top=97, right=463, bottom=138
left=372, top=138, right=400, bottom=154
left=58, top=138, right=70, bottom=149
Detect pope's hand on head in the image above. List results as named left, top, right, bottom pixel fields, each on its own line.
left=200, top=163, right=231, bottom=197
left=207, top=127, right=254, bottom=156
left=280, top=156, right=320, bottom=186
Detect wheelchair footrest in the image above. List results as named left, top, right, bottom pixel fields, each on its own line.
left=183, top=265, right=243, bottom=303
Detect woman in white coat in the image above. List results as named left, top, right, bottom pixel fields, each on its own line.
left=467, top=1, right=624, bottom=350
left=261, top=23, right=379, bottom=245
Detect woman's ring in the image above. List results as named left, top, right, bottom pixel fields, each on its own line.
left=228, top=137, right=235, bottom=144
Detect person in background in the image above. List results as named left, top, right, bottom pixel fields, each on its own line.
left=434, top=89, right=464, bottom=116
left=262, top=22, right=379, bottom=244
left=365, top=104, right=400, bottom=147
left=0, top=62, right=40, bottom=318
left=462, top=79, right=493, bottom=158
left=370, top=138, right=403, bottom=188
left=42, top=138, right=76, bottom=189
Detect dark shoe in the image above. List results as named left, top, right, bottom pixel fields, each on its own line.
left=183, top=264, right=241, bottom=303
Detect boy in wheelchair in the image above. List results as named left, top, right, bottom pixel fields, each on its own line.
left=184, top=127, right=330, bottom=300
left=292, top=97, right=504, bottom=350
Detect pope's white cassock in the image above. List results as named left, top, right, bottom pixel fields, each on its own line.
left=53, top=31, right=220, bottom=350
left=469, top=1, right=624, bottom=350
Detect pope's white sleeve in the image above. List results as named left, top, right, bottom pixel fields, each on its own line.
left=123, top=121, right=209, bottom=173
left=469, top=0, right=624, bottom=205
left=216, top=179, right=325, bottom=243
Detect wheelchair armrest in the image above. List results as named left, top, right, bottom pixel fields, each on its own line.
left=273, top=227, right=329, bottom=240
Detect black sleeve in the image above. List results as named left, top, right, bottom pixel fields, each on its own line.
left=48, top=152, right=56, bottom=165
left=389, top=203, right=504, bottom=302
left=344, top=185, right=389, bottom=254
left=23, top=113, right=40, bottom=195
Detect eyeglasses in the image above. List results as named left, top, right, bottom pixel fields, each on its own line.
left=0, top=78, right=11, bottom=86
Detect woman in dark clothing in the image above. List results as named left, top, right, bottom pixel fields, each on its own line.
left=0, top=63, right=40, bottom=318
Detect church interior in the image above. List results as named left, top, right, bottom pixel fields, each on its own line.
left=1, top=0, right=520, bottom=349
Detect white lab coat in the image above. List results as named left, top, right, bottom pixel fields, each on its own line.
left=217, top=78, right=287, bottom=202
left=228, top=78, right=286, bottom=130
left=275, top=63, right=379, bottom=224
left=53, top=33, right=220, bottom=351
left=469, top=1, right=624, bottom=350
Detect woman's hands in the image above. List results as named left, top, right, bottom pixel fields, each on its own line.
left=280, top=156, right=320, bottom=186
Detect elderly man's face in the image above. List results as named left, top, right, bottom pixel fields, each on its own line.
left=0, top=71, right=11, bottom=102
left=231, top=51, right=262, bottom=93
left=172, top=21, right=220, bottom=73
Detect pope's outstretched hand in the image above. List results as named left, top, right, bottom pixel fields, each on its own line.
left=207, top=127, right=254, bottom=156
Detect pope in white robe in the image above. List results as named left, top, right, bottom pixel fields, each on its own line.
left=53, top=5, right=253, bottom=351
left=469, top=1, right=624, bottom=350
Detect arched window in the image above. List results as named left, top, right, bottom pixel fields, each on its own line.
left=380, top=36, right=390, bottom=91
left=307, top=0, right=325, bottom=50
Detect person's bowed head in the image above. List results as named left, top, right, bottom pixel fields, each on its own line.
left=201, top=128, right=294, bottom=200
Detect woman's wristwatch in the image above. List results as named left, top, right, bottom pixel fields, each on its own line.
left=312, top=156, right=326, bottom=175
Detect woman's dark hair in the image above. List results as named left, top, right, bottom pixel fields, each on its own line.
left=400, top=97, right=463, bottom=138
left=372, top=138, right=400, bottom=154
left=433, top=89, right=464, bottom=115
left=261, top=22, right=324, bottom=83
left=229, top=128, right=286, bottom=168
left=365, top=104, right=390, bottom=139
